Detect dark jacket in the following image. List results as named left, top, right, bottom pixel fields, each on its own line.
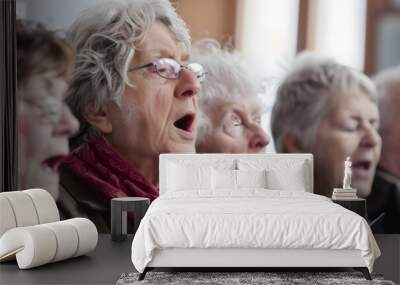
left=57, top=165, right=111, bottom=233
left=367, top=168, right=400, bottom=233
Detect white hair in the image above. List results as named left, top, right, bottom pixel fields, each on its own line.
left=191, top=39, right=262, bottom=145
left=66, top=0, right=190, bottom=144
left=271, top=52, right=377, bottom=153
left=373, top=65, right=400, bottom=134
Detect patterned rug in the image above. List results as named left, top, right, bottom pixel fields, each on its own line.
left=116, top=271, right=396, bottom=285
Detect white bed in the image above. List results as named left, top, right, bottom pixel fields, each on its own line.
left=131, top=154, right=380, bottom=280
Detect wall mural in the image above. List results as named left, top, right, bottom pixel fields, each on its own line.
left=10, top=0, right=400, bottom=236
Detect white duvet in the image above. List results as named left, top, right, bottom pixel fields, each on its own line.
left=131, top=190, right=380, bottom=273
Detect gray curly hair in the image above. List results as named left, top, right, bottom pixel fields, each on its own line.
left=66, top=0, right=190, bottom=145
left=190, top=39, right=262, bottom=146
left=372, top=65, right=400, bottom=134
left=271, top=52, right=377, bottom=153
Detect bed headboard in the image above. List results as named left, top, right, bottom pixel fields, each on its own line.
left=159, top=153, right=313, bottom=195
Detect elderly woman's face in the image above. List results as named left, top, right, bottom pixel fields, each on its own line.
left=312, top=90, right=381, bottom=198
left=17, top=71, right=79, bottom=198
left=105, top=22, right=200, bottom=160
left=197, top=99, right=270, bottom=153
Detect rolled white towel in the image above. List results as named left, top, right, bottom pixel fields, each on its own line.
left=24, top=189, right=60, bottom=224
left=0, top=218, right=98, bottom=269
left=65, top=218, right=98, bottom=257
left=0, top=225, right=57, bottom=268
left=0, top=191, right=40, bottom=228
left=42, top=221, right=79, bottom=262
left=0, top=196, right=17, bottom=237
left=0, top=189, right=60, bottom=238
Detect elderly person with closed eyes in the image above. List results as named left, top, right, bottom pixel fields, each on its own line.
left=58, top=0, right=205, bottom=232
left=192, top=40, right=270, bottom=153
left=17, top=21, right=79, bottom=200
left=367, top=66, right=400, bottom=233
left=271, top=53, right=381, bottom=198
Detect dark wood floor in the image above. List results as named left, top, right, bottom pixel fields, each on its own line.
left=373, top=234, right=400, bottom=284
left=0, top=234, right=398, bottom=284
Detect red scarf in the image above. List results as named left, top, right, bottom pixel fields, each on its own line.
left=62, top=137, right=159, bottom=206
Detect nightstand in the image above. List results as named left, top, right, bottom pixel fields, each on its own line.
left=111, top=197, right=150, bottom=241
left=332, top=198, right=367, bottom=219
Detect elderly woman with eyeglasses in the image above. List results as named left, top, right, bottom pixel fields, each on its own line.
left=271, top=52, right=381, bottom=198
left=58, top=0, right=204, bottom=231
left=192, top=40, right=270, bottom=154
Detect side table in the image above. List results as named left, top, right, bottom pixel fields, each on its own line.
left=111, top=197, right=150, bottom=242
left=332, top=198, right=367, bottom=219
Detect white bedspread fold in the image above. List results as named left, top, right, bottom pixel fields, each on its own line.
left=131, top=190, right=380, bottom=273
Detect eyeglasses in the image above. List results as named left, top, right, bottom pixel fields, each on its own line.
left=128, top=58, right=206, bottom=83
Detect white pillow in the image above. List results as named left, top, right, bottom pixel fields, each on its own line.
left=267, top=168, right=306, bottom=191
left=236, top=169, right=268, bottom=189
left=237, top=158, right=308, bottom=192
left=167, top=163, right=212, bottom=191
left=212, top=168, right=237, bottom=190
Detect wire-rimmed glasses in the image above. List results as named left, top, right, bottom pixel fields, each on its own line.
left=128, top=58, right=206, bottom=83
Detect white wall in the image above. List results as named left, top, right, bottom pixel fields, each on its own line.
left=236, top=0, right=300, bottom=153
left=312, top=0, right=367, bottom=71
left=376, top=15, right=400, bottom=71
